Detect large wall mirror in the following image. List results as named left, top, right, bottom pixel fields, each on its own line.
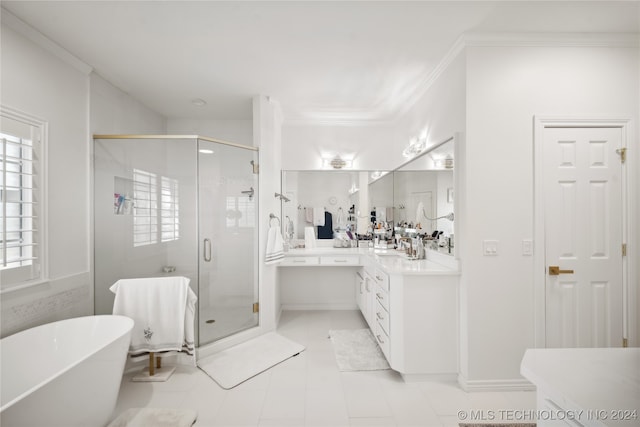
left=281, top=136, right=455, bottom=255
left=394, top=138, right=454, bottom=255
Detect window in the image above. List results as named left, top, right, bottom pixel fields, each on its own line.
left=133, top=168, right=179, bottom=247
left=225, top=195, right=256, bottom=228
left=0, top=108, right=45, bottom=289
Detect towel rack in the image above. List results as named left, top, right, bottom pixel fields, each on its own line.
left=269, top=213, right=281, bottom=226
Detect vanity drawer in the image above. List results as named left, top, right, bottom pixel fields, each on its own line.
left=373, top=268, right=389, bottom=291
left=374, top=321, right=390, bottom=360
left=375, top=300, right=390, bottom=335
left=280, top=256, right=320, bottom=266
left=320, top=255, right=360, bottom=266
left=375, top=284, right=390, bottom=312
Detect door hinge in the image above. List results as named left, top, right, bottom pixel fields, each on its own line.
left=622, top=243, right=627, bottom=257
left=616, top=147, right=627, bottom=164
left=623, top=338, right=628, bottom=348
left=251, top=160, right=259, bottom=174
left=253, top=302, right=259, bottom=313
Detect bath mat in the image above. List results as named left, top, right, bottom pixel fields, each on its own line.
left=197, top=332, right=305, bottom=389
left=329, top=328, right=390, bottom=371
left=107, top=408, right=197, bottom=427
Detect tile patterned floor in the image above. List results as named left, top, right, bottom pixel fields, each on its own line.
left=111, top=310, right=536, bottom=426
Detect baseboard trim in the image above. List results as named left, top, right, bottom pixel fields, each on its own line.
left=458, top=374, right=535, bottom=392
left=401, top=373, right=458, bottom=383
left=281, top=303, right=358, bottom=311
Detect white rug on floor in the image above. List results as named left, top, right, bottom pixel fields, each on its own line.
left=329, top=329, right=390, bottom=371
left=107, top=408, right=197, bottom=427
left=197, top=332, right=305, bottom=389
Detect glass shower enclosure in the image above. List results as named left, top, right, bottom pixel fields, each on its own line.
left=93, top=135, right=259, bottom=347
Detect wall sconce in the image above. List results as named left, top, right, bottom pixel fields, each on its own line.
left=370, top=171, right=388, bottom=180
left=322, top=155, right=353, bottom=169
left=430, top=154, right=454, bottom=169
left=402, top=134, right=427, bottom=159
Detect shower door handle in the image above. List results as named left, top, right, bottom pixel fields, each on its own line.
left=203, top=238, right=212, bottom=262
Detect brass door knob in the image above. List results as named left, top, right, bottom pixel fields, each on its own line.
left=549, top=266, right=574, bottom=275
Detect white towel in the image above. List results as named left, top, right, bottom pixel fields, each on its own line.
left=313, top=207, right=325, bottom=226
left=304, top=226, right=316, bottom=249
left=335, top=208, right=345, bottom=230
left=265, top=225, right=284, bottom=264
left=110, top=276, right=197, bottom=359
left=304, top=207, right=313, bottom=223
left=416, top=202, right=425, bottom=223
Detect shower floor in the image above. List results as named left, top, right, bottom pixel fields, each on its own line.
left=198, top=295, right=258, bottom=345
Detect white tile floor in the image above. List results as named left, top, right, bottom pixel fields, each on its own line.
left=111, top=310, right=536, bottom=426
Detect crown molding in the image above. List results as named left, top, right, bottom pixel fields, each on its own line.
left=1, top=7, right=93, bottom=75
left=462, top=31, right=639, bottom=48
left=283, top=31, right=639, bottom=127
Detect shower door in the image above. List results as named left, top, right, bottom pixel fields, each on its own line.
left=93, top=137, right=199, bottom=316
left=198, top=139, right=259, bottom=346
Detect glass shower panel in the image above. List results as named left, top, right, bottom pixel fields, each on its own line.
left=93, top=137, right=198, bottom=316
left=198, top=139, right=258, bottom=345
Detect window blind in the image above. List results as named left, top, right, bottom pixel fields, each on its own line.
left=133, top=168, right=179, bottom=247
left=1, top=131, right=41, bottom=284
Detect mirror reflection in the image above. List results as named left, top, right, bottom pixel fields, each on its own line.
left=281, top=138, right=455, bottom=255
left=281, top=171, right=360, bottom=246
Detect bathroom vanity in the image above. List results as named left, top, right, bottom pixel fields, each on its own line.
left=278, top=246, right=460, bottom=381
left=521, top=348, right=640, bottom=427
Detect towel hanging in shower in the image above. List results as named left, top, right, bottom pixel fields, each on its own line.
left=110, top=276, right=197, bottom=362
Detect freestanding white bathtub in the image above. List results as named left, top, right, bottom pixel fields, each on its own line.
left=1, top=315, right=133, bottom=427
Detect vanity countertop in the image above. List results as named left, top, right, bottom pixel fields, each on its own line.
left=283, top=247, right=459, bottom=275
left=521, top=348, right=640, bottom=427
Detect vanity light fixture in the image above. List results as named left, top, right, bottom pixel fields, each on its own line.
left=402, top=134, right=428, bottom=159
left=322, top=155, right=353, bottom=169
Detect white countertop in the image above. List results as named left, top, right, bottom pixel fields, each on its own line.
left=283, top=247, right=459, bottom=275
left=521, top=348, right=640, bottom=426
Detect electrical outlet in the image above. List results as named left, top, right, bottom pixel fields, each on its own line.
left=483, top=240, right=499, bottom=256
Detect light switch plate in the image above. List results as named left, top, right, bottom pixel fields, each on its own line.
left=483, top=240, right=499, bottom=256
left=522, top=239, right=533, bottom=256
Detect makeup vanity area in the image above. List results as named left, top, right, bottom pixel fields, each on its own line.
left=277, top=139, right=460, bottom=381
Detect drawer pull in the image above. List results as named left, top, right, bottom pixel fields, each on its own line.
left=293, top=259, right=306, bottom=263
left=376, top=334, right=385, bottom=344
left=333, top=259, right=348, bottom=263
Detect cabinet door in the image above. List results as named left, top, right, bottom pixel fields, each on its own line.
left=355, top=271, right=365, bottom=314
left=364, top=273, right=375, bottom=329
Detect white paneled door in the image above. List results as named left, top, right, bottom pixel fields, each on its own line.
left=543, top=127, right=624, bottom=348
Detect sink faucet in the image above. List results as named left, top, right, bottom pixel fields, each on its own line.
left=398, top=237, right=413, bottom=257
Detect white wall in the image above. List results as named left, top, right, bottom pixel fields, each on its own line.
left=282, top=122, right=397, bottom=170
left=90, top=73, right=166, bottom=134
left=461, top=44, right=639, bottom=387
left=392, top=52, right=467, bottom=166
left=254, top=95, right=283, bottom=330
left=0, top=22, right=92, bottom=336
left=167, top=118, right=252, bottom=146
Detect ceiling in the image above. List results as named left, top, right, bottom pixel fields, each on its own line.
left=3, top=1, right=638, bottom=122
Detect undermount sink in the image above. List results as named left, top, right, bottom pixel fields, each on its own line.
left=374, top=250, right=403, bottom=257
